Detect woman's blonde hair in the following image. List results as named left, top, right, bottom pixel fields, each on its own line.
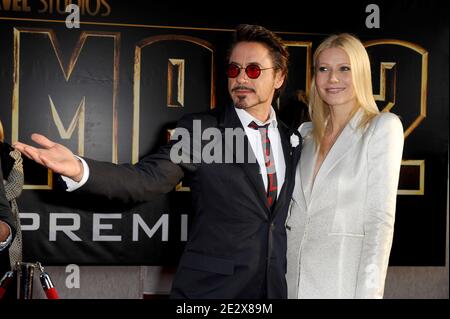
left=0, top=119, right=4, bottom=142
left=309, top=33, right=379, bottom=145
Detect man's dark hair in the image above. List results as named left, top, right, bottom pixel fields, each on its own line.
left=228, top=24, right=289, bottom=79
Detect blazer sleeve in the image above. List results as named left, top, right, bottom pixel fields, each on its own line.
left=4, top=150, right=24, bottom=201
left=0, top=158, right=16, bottom=244
left=76, top=113, right=201, bottom=203
left=355, top=113, right=404, bottom=299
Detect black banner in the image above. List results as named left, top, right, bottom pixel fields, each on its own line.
left=0, top=0, right=448, bottom=266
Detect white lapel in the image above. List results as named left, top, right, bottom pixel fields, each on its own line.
left=309, top=109, right=365, bottom=204
left=299, top=134, right=316, bottom=206
left=294, top=122, right=315, bottom=206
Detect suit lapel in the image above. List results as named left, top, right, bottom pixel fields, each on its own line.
left=310, top=110, right=365, bottom=203
left=271, top=122, right=296, bottom=218
left=299, top=135, right=316, bottom=205
left=222, top=106, right=269, bottom=213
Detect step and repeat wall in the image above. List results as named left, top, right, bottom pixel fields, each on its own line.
left=0, top=1, right=447, bottom=266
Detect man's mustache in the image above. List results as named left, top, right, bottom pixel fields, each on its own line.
left=232, top=86, right=255, bottom=93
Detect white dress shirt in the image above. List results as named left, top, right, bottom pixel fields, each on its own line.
left=235, top=107, right=286, bottom=198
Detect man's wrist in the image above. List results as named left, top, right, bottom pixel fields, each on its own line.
left=72, top=159, right=84, bottom=182
left=62, top=156, right=89, bottom=192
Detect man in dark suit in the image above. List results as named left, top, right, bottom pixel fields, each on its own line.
left=14, top=25, right=302, bottom=298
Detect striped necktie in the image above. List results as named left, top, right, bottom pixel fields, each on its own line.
left=248, top=121, right=278, bottom=209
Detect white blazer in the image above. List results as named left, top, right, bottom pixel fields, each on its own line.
left=286, top=110, right=404, bottom=299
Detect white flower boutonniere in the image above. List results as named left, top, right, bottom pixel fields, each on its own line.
left=290, top=134, right=300, bottom=148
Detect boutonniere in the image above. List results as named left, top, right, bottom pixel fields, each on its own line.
left=290, top=133, right=300, bottom=148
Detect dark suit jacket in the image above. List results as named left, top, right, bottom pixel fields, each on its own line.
left=77, top=105, right=302, bottom=298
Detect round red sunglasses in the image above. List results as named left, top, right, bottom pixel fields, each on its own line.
left=226, top=63, right=275, bottom=79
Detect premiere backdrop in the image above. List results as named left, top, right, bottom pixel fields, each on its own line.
left=0, top=1, right=448, bottom=266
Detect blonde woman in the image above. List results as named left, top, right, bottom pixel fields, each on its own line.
left=0, top=120, right=24, bottom=271
left=286, top=34, right=404, bottom=298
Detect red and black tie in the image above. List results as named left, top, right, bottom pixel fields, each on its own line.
left=248, top=121, right=278, bottom=209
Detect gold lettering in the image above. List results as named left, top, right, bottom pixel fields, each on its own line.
left=167, top=59, right=185, bottom=107
left=364, top=40, right=429, bottom=196
left=23, top=0, right=30, bottom=11
left=85, top=0, right=100, bottom=16
left=364, top=39, right=428, bottom=139
left=38, top=0, right=48, bottom=13
left=49, top=95, right=85, bottom=156
left=398, top=160, right=425, bottom=195
left=55, top=0, right=67, bottom=14
left=132, top=35, right=216, bottom=164
left=373, top=62, right=396, bottom=112
left=100, top=0, right=110, bottom=16
left=0, top=0, right=12, bottom=10
left=79, top=0, right=85, bottom=15
left=283, top=41, right=313, bottom=97
left=12, top=0, right=20, bottom=11
left=12, top=28, right=121, bottom=189
left=0, top=0, right=30, bottom=11
left=1, top=0, right=109, bottom=16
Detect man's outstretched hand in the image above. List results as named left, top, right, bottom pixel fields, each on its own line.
left=13, top=133, right=84, bottom=182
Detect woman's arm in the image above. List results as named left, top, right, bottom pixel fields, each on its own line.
left=356, top=113, right=404, bottom=298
